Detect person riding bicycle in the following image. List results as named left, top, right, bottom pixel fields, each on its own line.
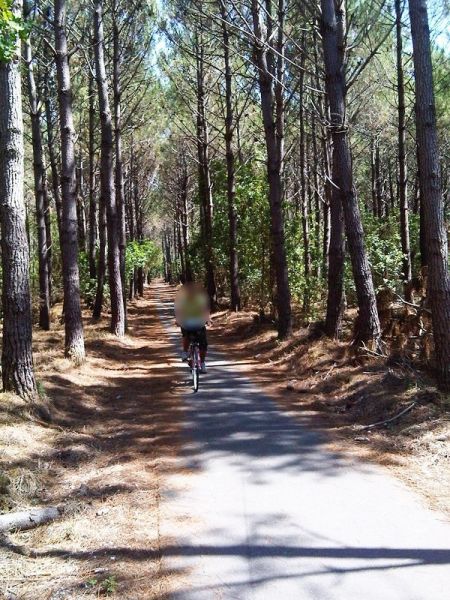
left=175, top=281, right=210, bottom=374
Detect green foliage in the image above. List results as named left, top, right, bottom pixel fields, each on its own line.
left=17, top=0, right=448, bottom=337
left=101, top=576, right=118, bottom=595
left=364, top=211, right=408, bottom=292
left=86, top=575, right=118, bottom=596
left=235, top=165, right=271, bottom=307
left=0, top=0, right=30, bottom=63
left=78, top=251, right=98, bottom=308
left=285, top=214, right=325, bottom=320
left=54, top=241, right=162, bottom=309
left=206, top=160, right=271, bottom=307
left=36, top=380, right=46, bottom=398
left=126, top=240, right=162, bottom=280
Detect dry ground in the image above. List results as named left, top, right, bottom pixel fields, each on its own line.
left=1, top=283, right=449, bottom=599
left=0, top=289, right=185, bottom=600
left=210, top=308, right=450, bottom=518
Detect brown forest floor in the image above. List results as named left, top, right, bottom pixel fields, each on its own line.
left=0, top=282, right=449, bottom=599
left=0, top=286, right=185, bottom=599
left=209, top=307, right=450, bottom=518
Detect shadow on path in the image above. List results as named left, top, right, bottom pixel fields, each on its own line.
left=154, top=282, right=450, bottom=600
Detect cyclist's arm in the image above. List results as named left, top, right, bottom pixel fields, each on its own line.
left=174, top=292, right=184, bottom=325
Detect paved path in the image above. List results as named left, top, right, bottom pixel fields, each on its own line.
left=156, top=295, right=450, bottom=600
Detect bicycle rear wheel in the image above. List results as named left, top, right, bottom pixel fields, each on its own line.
left=192, top=346, right=200, bottom=392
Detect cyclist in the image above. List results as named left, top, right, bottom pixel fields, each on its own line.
left=175, top=281, right=210, bottom=373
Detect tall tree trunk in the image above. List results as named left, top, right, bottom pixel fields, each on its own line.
left=126, top=147, right=135, bottom=298
left=371, top=138, right=377, bottom=216
left=320, top=0, right=381, bottom=347
left=43, top=34, right=62, bottom=239
left=92, top=195, right=106, bottom=318
left=176, top=199, right=186, bottom=281
left=180, top=157, right=192, bottom=282
left=416, top=145, right=428, bottom=268
left=0, top=0, right=37, bottom=400
left=44, top=93, right=62, bottom=236
left=23, top=7, right=51, bottom=330
left=324, top=138, right=346, bottom=338
left=195, top=32, right=217, bottom=307
left=395, top=0, right=412, bottom=297
left=311, top=101, right=321, bottom=278
left=374, top=141, right=383, bottom=218
left=88, top=61, right=97, bottom=279
left=322, top=130, right=332, bottom=277
left=299, top=63, right=311, bottom=312
left=132, top=155, right=144, bottom=297
left=408, top=0, right=450, bottom=389
left=220, top=0, right=241, bottom=311
left=42, top=160, right=53, bottom=304
left=54, top=0, right=85, bottom=360
left=76, top=155, right=87, bottom=252
left=93, top=0, right=125, bottom=336
left=322, top=35, right=345, bottom=339
left=112, top=7, right=127, bottom=322
left=388, top=159, right=395, bottom=212
left=251, top=0, right=292, bottom=338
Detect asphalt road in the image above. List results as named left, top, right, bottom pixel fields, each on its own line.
left=157, top=294, right=450, bottom=600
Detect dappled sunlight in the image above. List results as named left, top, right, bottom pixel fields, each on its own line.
left=152, top=282, right=450, bottom=600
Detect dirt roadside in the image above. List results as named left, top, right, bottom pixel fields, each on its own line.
left=208, top=307, right=450, bottom=518
left=1, top=285, right=185, bottom=600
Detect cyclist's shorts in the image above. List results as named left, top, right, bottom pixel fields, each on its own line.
left=181, top=326, right=208, bottom=350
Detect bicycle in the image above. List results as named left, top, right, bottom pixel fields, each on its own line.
left=187, top=330, right=202, bottom=392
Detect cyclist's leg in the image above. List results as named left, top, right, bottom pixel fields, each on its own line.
left=198, top=328, right=208, bottom=371
left=181, top=327, right=189, bottom=360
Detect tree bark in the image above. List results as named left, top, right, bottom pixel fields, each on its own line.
left=415, top=144, right=428, bottom=268
left=54, top=0, right=85, bottom=360
left=311, top=98, right=321, bottom=278
left=0, top=506, right=62, bottom=532
left=42, top=33, right=62, bottom=239
left=220, top=0, right=241, bottom=311
left=93, top=0, right=125, bottom=336
left=195, top=31, right=217, bottom=308
left=112, top=6, right=127, bottom=322
left=251, top=0, right=292, bottom=338
left=92, top=194, right=106, bottom=318
left=126, top=145, right=136, bottom=298
left=325, top=134, right=346, bottom=338
left=44, top=93, right=62, bottom=236
left=23, top=5, right=51, bottom=330
left=395, top=0, right=412, bottom=297
left=408, top=0, right=450, bottom=389
left=371, top=137, right=377, bottom=216
left=88, top=60, right=97, bottom=279
left=322, top=106, right=332, bottom=278
left=299, top=61, right=311, bottom=312
left=320, top=0, right=381, bottom=347
left=75, top=155, right=87, bottom=252
left=374, top=140, right=383, bottom=219
left=176, top=198, right=186, bottom=281
left=132, top=153, right=144, bottom=296
left=180, top=155, right=193, bottom=281
left=0, top=0, right=37, bottom=400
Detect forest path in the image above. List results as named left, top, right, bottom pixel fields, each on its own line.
left=153, top=282, right=450, bottom=600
